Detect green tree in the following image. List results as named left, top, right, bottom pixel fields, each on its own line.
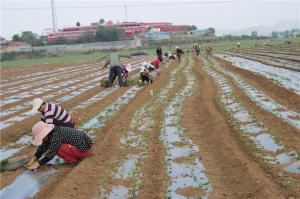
left=204, top=27, right=215, bottom=37
left=188, top=25, right=197, bottom=31
left=283, top=30, right=289, bottom=38
left=99, top=18, right=105, bottom=25
left=56, top=36, right=67, bottom=44
left=95, top=26, right=123, bottom=42
left=20, top=31, right=36, bottom=43
left=272, top=31, right=278, bottom=38
left=80, top=31, right=95, bottom=42
left=76, top=22, right=81, bottom=27
left=12, top=34, right=21, bottom=41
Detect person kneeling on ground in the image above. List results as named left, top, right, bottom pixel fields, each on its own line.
left=32, top=98, right=75, bottom=128
left=27, top=121, right=92, bottom=169
left=140, top=65, right=154, bottom=84
left=143, top=61, right=159, bottom=76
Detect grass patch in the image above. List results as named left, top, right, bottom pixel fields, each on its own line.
left=0, top=51, right=108, bottom=68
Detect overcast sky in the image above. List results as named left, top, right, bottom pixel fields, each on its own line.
left=1, top=0, right=300, bottom=39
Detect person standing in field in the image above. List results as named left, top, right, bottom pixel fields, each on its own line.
left=205, top=40, right=212, bottom=58
left=156, top=45, right=163, bottom=62
left=194, top=43, right=200, bottom=56
left=32, top=98, right=75, bottom=128
left=237, top=41, right=240, bottom=48
left=176, top=46, right=184, bottom=62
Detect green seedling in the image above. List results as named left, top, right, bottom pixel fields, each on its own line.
left=0, top=159, right=9, bottom=167
left=137, top=82, right=145, bottom=87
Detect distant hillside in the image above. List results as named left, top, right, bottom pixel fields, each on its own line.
left=216, top=20, right=300, bottom=36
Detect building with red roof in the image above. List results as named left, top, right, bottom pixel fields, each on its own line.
left=47, top=21, right=191, bottom=42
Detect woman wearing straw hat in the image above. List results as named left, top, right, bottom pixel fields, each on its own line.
left=27, top=121, right=92, bottom=169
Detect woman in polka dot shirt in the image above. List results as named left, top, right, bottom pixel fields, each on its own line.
left=27, top=121, right=92, bottom=169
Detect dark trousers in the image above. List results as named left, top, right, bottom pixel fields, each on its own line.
left=108, top=66, right=123, bottom=87
left=53, top=119, right=75, bottom=128
left=157, top=54, right=163, bottom=62
left=140, top=73, right=153, bottom=83
left=177, top=54, right=182, bottom=62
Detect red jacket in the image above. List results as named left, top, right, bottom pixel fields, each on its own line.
left=150, top=59, right=160, bottom=69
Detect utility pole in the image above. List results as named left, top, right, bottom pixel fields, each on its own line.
left=51, top=0, right=58, bottom=31
left=124, top=4, right=127, bottom=22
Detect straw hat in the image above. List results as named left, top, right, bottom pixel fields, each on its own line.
left=32, top=121, right=55, bottom=146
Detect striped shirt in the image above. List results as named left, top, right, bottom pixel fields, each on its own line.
left=42, top=103, right=72, bottom=124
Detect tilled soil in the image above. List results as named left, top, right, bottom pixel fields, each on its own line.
left=32, top=59, right=179, bottom=199
left=1, top=53, right=299, bottom=199
left=214, top=56, right=300, bottom=112
left=179, top=57, right=291, bottom=198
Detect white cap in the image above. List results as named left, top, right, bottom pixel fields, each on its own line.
left=126, top=64, right=132, bottom=72
left=142, top=61, right=147, bottom=66
left=176, top=46, right=179, bottom=49
left=32, top=98, right=43, bottom=111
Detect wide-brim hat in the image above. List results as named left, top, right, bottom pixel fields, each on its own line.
left=126, top=64, right=132, bottom=72
left=32, top=121, right=54, bottom=146
left=32, top=98, right=43, bottom=111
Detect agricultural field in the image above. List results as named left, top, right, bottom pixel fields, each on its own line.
left=0, top=44, right=299, bottom=199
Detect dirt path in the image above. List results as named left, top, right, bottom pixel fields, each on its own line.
left=180, top=56, right=288, bottom=198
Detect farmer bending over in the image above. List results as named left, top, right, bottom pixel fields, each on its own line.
left=104, top=47, right=131, bottom=87
left=111, top=64, right=132, bottom=87
left=27, top=121, right=92, bottom=169
left=32, top=98, right=74, bottom=128
left=150, top=59, right=161, bottom=70
left=140, top=64, right=154, bottom=84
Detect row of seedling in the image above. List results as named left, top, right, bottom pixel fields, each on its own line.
left=221, top=51, right=300, bottom=72
left=1, top=63, right=99, bottom=96
left=161, top=57, right=212, bottom=199
left=211, top=59, right=300, bottom=129
left=0, top=59, right=149, bottom=130
left=202, top=59, right=300, bottom=175
left=96, top=60, right=181, bottom=198
left=0, top=65, right=156, bottom=199
left=216, top=54, right=300, bottom=95
left=0, top=59, right=150, bottom=162
left=0, top=58, right=144, bottom=113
